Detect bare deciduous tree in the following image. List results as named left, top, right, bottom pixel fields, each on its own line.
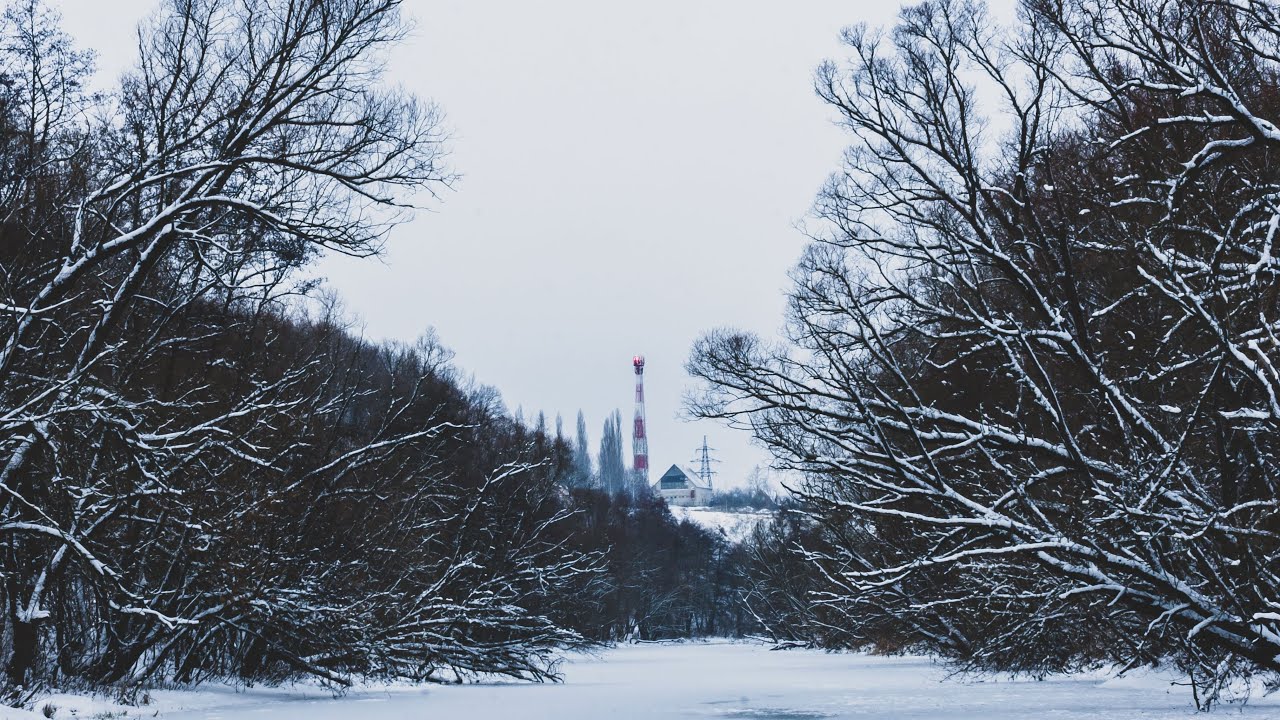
left=0, top=0, right=606, bottom=699
left=690, top=0, right=1280, bottom=701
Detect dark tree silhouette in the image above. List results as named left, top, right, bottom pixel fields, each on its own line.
left=691, top=0, right=1280, bottom=703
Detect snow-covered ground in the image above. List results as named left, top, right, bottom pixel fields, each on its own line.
left=13, top=642, right=1280, bottom=720
left=668, top=506, right=771, bottom=543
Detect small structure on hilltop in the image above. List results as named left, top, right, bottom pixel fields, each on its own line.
left=654, top=464, right=712, bottom=507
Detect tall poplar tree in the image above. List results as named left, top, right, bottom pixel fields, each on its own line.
left=572, top=410, right=593, bottom=488
left=598, top=411, right=626, bottom=495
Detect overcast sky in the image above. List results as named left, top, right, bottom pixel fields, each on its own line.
left=53, top=0, right=1005, bottom=490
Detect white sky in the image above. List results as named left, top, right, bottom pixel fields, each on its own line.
left=53, top=0, right=1011, bottom=490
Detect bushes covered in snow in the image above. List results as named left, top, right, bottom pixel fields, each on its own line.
left=691, top=0, right=1280, bottom=705
left=0, top=0, right=601, bottom=699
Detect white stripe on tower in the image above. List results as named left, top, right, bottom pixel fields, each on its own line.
left=632, top=355, right=649, bottom=483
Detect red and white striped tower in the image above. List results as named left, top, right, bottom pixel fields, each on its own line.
left=632, top=355, right=649, bottom=484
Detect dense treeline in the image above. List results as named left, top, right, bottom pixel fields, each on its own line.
left=706, top=471, right=777, bottom=512
left=563, top=488, right=753, bottom=641
left=691, top=0, right=1280, bottom=707
left=0, top=0, right=604, bottom=701
left=0, top=0, right=757, bottom=701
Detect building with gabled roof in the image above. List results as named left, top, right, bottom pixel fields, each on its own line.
left=653, top=464, right=712, bottom=507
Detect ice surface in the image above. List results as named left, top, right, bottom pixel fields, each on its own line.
left=19, top=642, right=1280, bottom=719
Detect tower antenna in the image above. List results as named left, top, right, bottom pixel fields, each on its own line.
left=692, top=435, right=719, bottom=491
left=632, top=355, right=649, bottom=485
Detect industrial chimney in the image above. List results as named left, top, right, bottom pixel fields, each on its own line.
left=632, top=355, right=649, bottom=485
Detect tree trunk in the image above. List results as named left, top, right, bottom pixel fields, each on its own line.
left=7, top=617, right=37, bottom=690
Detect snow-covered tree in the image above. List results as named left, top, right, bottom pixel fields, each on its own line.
left=0, top=0, right=599, bottom=697
left=690, top=0, right=1280, bottom=699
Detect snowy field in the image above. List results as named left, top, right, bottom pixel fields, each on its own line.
left=668, top=506, right=771, bottom=543
left=14, top=642, right=1280, bottom=720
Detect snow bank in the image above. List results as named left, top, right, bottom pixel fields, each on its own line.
left=22, top=684, right=356, bottom=720
left=21, top=642, right=1280, bottom=719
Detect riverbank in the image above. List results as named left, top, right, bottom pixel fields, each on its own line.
left=11, top=641, right=1280, bottom=719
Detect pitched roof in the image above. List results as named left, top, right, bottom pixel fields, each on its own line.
left=654, top=464, right=710, bottom=491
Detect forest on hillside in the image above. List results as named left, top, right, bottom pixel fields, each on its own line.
left=0, top=0, right=753, bottom=704
left=7, top=0, right=1280, bottom=712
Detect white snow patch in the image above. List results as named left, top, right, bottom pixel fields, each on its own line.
left=23, top=642, right=1280, bottom=719
left=668, top=506, right=772, bottom=543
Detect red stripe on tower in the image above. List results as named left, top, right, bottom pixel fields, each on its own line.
left=632, top=355, right=649, bottom=478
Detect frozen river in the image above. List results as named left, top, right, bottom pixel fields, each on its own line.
left=28, top=642, right=1280, bottom=719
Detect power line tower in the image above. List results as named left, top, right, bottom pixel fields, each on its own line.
left=631, top=355, right=649, bottom=485
left=692, top=435, right=718, bottom=491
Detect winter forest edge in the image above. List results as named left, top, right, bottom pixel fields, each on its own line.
left=3, top=0, right=1280, bottom=714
